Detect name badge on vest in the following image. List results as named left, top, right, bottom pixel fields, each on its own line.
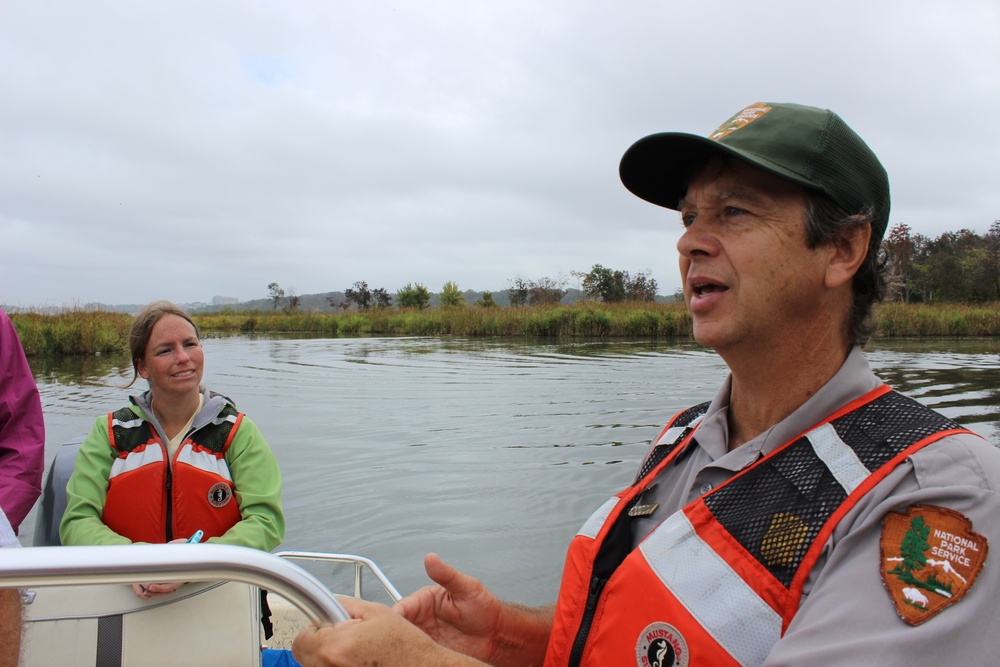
left=628, top=502, right=659, bottom=518
left=629, top=482, right=659, bottom=517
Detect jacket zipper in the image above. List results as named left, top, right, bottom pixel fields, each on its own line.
left=164, top=464, right=174, bottom=542
left=564, top=418, right=701, bottom=666
left=163, top=424, right=197, bottom=542
left=567, top=575, right=606, bottom=667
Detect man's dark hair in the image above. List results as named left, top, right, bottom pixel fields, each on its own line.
left=803, top=194, right=887, bottom=347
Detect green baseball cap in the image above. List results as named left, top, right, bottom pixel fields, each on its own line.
left=619, top=102, right=891, bottom=244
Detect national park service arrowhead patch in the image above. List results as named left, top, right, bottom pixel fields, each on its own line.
left=880, top=505, right=987, bottom=626
left=709, top=103, right=772, bottom=140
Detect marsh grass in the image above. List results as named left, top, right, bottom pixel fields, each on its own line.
left=875, top=302, right=1000, bottom=338
left=9, top=301, right=998, bottom=357
left=195, top=312, right=341, bottom=335
left=10, top=310, right=132, bottom=357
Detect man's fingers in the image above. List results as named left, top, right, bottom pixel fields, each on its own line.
left=424, top=553, right=478, bottom=598
left=336, top=595, right=380, bottom=618
left=390, top=555, right=457, bottom=621
left=292, top=624, right=334, bottom=664
left=392, top=593, right=417, bottom=617
left=392, top=553, right=480, bottom=621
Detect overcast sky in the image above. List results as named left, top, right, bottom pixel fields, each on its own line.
left=2, top=0, right=997, bottom=308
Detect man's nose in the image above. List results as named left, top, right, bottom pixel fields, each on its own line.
left=676, top=219, right=718, bottom=258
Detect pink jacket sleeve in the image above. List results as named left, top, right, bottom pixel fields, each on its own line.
left=0, top=309, right=45, bottom=533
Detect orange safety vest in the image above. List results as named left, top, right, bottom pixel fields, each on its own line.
left=102, top=402, right=244, bottom=543
left=544, top=385, right=974, bottom=667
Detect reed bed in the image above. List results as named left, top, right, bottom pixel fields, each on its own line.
left=875, top=302, right=1000, bottom=338
left=9, top=301, right=998, bottom=357
left=10, top=310, right=133, bottom=357
left=272, top=303, right=696, bottom=338
left=195, top=311, right=342, bottom=335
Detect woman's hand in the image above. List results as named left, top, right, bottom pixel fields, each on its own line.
left=132, top=581, right=185, bottom=599
left=131, top=537, right=189, bottom=599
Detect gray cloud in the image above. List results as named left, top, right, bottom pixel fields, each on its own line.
left=2, top=0, right=997, bottom=307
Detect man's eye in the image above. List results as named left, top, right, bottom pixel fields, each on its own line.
left=724, top=206, right=746, bottom=216
left=681, top=213, right=696, bottom=228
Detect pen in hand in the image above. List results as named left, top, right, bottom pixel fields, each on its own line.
left=186, top=530, right=204, bottom=544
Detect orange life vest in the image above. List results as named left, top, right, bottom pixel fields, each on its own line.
left=544, top=385, right=973, bottom=667
left=101, top=402, right=244, bottom=543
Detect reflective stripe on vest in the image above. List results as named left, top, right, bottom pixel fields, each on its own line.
left=175, top=446, right=233, bottom=482
left=640, top=511, right=781, bottom=666
left=805, top=422, right=868, bottom=494
left=109, top=443, right=164, bottom=478
left=578, top=497, right=619, bottom=540
left=111, top=414, right=144, bottom=431
left=635, top=408, right=708, bottom=483
left=211, top=410, right=240, bottom=429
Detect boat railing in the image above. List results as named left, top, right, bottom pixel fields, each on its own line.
left=0, top=543, right=351, bottom=626
left=276, top=550, right=403, bottom=602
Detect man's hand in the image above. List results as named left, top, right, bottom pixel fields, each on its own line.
left=292, top=596, right=484, bottom=667
left=392, top=553, right=503, bottom=662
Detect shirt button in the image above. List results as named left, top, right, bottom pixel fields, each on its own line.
left=699, top=483, right=713, bottom=495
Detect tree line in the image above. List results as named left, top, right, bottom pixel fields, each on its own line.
left=266, top=265, right=660, bottom=313
left=265, top=220, right=999, bottom=313
left=883, top=221, right=999, bottom=303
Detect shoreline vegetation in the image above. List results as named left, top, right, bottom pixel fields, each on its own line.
left=9, top=301, right=1000, bottom=357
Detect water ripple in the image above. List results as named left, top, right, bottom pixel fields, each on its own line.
left=24, top=336, right=998, bottom=601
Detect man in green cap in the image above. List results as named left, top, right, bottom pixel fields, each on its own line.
left=294, top=103, right=1000, bottom=666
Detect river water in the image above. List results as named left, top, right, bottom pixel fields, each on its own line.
left=21, top=336, right=1000, bottom=605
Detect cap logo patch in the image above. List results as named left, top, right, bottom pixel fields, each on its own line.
left=880, top=504, right=988, bottom=626
left=207, top=482, right=233, bottom=508
left=709, top=103, right=772, bottom=140
left=634, top=622, right=689, bottom=667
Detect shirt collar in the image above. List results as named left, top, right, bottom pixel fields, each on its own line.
left=692, top=347, right=883, bottom=470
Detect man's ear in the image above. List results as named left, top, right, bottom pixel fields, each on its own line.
left=826, top=220, right=872, bottom=289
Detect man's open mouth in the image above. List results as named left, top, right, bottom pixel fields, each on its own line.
left=692, top=282, right=727, bottom=297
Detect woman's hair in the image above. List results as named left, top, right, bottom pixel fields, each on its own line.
left=126, top=301, right=200, bottom=388
left=802, top=194, right=888, bottom=348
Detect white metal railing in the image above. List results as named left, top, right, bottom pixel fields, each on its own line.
left=276, top=550, right=402, bottom=602
left=0, top=544, right=350, bottom=625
